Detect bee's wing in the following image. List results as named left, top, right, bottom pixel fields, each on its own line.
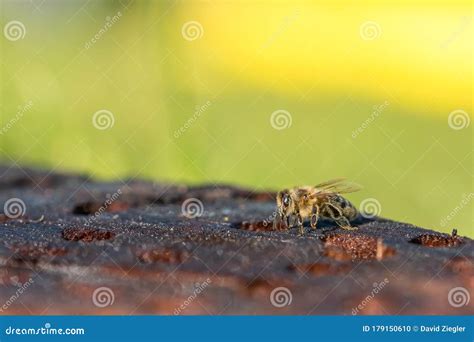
left=314, top=178, right=347, bottom=188
left=314, top=178, right=362, bottom=194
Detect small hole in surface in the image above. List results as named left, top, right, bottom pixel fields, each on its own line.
left=410, top=230, right=463, bottom=247
left=322, top=233, right=396, bottom=261
left=239, top=220, right=274, bottom=232
left=72, top=201, right=129, bottom=215
left=62, top=228, right=115, bottom=242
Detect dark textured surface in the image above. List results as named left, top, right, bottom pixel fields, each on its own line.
left=0, top=166, right=472, bottom=315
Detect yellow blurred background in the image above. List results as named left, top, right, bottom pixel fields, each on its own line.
left=1, top=0, right=472, bottom=235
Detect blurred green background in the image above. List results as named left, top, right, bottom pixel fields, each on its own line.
left=1, top=0, right=472, bottom=236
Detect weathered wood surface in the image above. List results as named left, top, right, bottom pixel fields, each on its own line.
left=0, top=166, right=472, bottom=315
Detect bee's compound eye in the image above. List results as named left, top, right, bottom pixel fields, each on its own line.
left=283, top=194, right=290, bottom=206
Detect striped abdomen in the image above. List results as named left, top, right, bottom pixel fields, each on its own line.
left=325, top=194, right=358, bottom=220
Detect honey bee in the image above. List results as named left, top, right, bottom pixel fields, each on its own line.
left=273, top=178, right=361, bottom=235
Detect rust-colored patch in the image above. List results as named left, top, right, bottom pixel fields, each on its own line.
left=62, top=228, right=115, bottom=242
left=137, top=248, right=189, bottom=264
left=446, top=256, right=474, bottom=287
left=322, top=234, right=396, bottom=261
left=246, top=192, right=276, bottom=202
left=107, top=201, right=130, bottom=212
left=0, top=214, right=27, bottom=223
left=245, top=277, right=275, bottom=297
left=446, top=256, right=474, bottom=275
left=0, top=267, right=35, bottom=286
left=240, top=220, right=273, bottom=232
left=0, top=214, right=12, bottom=223
left=73, top=201, right=129, bottom=215
left=410, top=233, right=463, bottom=247
left=288, top=262, right=350, bottom=276
left=10, top=245, right=67, bottom=264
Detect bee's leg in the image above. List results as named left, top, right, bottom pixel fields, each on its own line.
left=325, top=203, right=357, bottom=230
left=336, top=216, right=357, bottom=230
left=273, top=212, right=281, bottom=230
left=286, top=214, right=292, bottom=229
left=291, top=214, right=301, bottom=228
left=273, top=211, right=288, bottom=231
left=296, top=212, right=304, bottom=236
left=311, top=204, right=320, bottom=230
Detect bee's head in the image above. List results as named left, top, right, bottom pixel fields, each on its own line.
left=276, top=190, right=293, bottom=216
